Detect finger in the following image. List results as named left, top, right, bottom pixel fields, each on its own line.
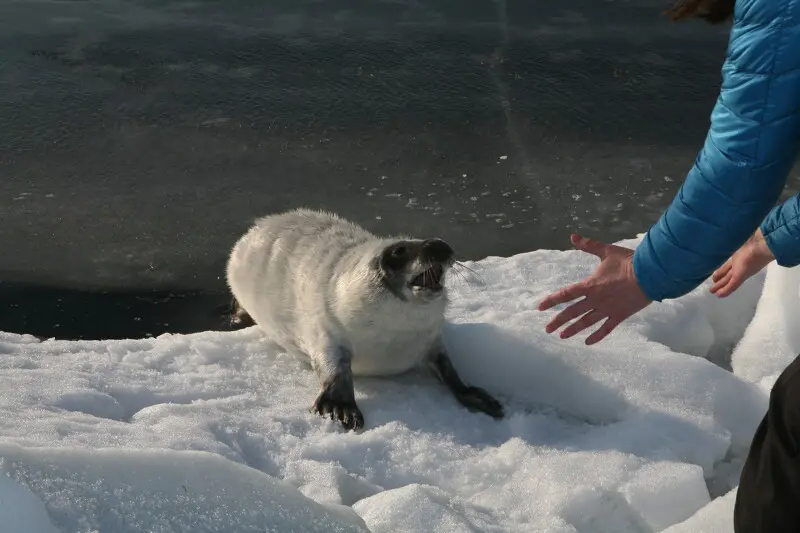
left=560, top=310, right=605, bottom=339
left=710, top=271, right=733, bottom=294
left=711, top=261, right=732, bottom=283
left=715, top=273, right=745, bottom=298
left=570, top=234, right=609, bottom=259
left=585, top=316, right=623, bottom=345
left=545, top=297, right=592, bottom=333
left=538, top=282, right=589, bottom=311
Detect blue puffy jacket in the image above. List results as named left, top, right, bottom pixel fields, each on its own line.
left=633, top=0, right=800, bottom=302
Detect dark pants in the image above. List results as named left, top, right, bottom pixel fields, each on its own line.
left=734, top=353, right=800, bottom=532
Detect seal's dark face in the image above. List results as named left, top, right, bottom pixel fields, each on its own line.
left=378, top=238, right=455, bottom=302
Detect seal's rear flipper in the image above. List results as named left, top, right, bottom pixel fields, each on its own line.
left=217, top=297, right=255, bottom=330
left=428, top=349, right=505, bottom=420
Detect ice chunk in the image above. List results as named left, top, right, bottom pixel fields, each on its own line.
left=619, top=461, right=711, bottom=531
left=353, top=483, right=504, bottom=533
left=732, top=263, right=800, bottom=391
left=0, top=443, right=369, bottom=533
left=663, top=488, right=738, bottom=533
left=0, top=470, right=60, bottom=533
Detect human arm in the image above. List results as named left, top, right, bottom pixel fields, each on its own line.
left=633, top=0, right=800, bottom=303
left=710, top=226, right=774, bottom=296
left=710, top=189, right=800, bottom=297
left=539, top=0, right=800, bottom=344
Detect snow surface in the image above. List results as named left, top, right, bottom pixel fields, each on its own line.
left=731, top=261, right=800, bottom=391
left=0, top=234, right=791, bottom=532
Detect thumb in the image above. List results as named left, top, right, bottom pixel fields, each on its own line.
left=571, top=234, right=608, bottom=259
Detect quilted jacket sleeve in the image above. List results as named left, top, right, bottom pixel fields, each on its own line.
left=762, top=185, right=800, bottom=265
left=632, top=0, right=800, bottom=302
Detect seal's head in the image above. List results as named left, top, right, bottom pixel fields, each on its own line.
left=377, top=238, right=455, bottom=302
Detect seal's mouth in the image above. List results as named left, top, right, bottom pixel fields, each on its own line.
left=410, top=264, right=445, bottom=292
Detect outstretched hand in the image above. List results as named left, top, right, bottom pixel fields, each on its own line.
left=538, top=234, right=653, bottom=345
left=710, top=228, right=775, bottom=298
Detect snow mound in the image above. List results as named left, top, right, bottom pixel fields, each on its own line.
left=0, top=443, right=368, bottom=533
left=663, top=488, right=738, bottom=533
left=0, top=470, right=60, bottom=533
left=732, top=262, right=800, bottom=391
left=0, top=234, right=791, bottom=532
left=353, top=484, right=503, bottom=533
left=619, top=460, right=710, bottom=531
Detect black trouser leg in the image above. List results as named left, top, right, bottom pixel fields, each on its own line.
left=734, top=353, right=800, bottom=532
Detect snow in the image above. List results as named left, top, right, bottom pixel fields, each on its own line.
left=663, top=489, right=739, bottom=533
left=0, top=233, right=792, bottom=532
left=731, top=261, right=800, bottom=391
left=618, top=461, right=710, bottom=531
left=0, top=443, right=369, bottom=533
left=0, top=468, right=60, bottom=533
left=352, top=484, right=502, bottom=533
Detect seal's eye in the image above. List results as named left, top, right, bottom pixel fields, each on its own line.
left=391, top=246, right=407, bottom=258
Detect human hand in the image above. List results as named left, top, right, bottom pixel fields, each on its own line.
left=710, top=228, right=775, bottom=298
left=538, top=234, right=653, bottom=345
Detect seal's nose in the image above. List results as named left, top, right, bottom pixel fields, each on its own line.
left=421, top=239, right=454, bottom=263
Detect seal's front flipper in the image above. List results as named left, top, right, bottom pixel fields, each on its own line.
left=453, top=385, right=504, bottom=419
left=311, top=346, right=364, bottom=431
left=428, top=349, right=505, bottom=420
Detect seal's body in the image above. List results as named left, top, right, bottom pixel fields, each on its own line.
left=226, top=208, right=503, bottom=430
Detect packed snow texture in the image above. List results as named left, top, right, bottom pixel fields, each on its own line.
left=662, top=488, right=739, bottom=533
left=0, top=234, right=790, bottom=532
left=0, top=444, right=369, bottom=533
left=731, top=261, right=800, bottom=391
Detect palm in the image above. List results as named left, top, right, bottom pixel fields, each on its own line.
left=539, top=234, right=652, bottom=345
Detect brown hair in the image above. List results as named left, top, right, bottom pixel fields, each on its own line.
left=666, top=0, right=736, bottom=24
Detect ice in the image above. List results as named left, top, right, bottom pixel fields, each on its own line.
left=663, top=488, right=738, bottom=533
left=0, top=470, right=60, bottom=533
left=0, top=233, right=793, bottom=532
left=731, top=262, right=800, bottom=391
left=353, top=484, right=504, bottom=533
left=619, top=461, right=710, bottom=531
left=0, top=443, right=369, bottom=533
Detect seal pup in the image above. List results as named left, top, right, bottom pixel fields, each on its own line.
left=226, top=208, right=504, bottom=430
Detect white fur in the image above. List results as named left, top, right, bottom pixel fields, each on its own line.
left=226, top=209, right=448, bottom=377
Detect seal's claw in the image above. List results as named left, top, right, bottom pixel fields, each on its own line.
left=456, top=386, right=505, bottom=420
left=313, top=389, right=364, bottom=431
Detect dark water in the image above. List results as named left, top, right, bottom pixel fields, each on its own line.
left=1, top=0, right=797, bottom=339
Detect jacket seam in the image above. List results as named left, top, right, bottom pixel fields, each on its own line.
left=763, top=210, right=800, bottom=238
left=714, top=98, right=760, bottom=127
left=722, top=4, right=792, bottom=232
left=658, top=203, right=730, bottom=261
left=676, top=163, right=743, bottom=218
left=705, top=131, right=798, bottom=170
left=724, top=62, right=800, bottom=77
left=731, top=8, right=800, bottom=33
